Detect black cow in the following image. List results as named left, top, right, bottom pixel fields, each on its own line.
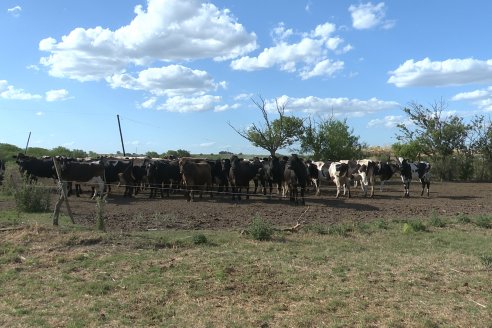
left=0, top=159, right=5, bottom=185
left=101, top=158, right=134, bottom=197
left=14, top=153, right=56, bottom=182
left=145, top=159, right=180, bottom=198
left=257, top=156, right=283, bottom=197
left=229, top=155, right=261, bottom=201
left=283, top=154, right=308, bottom=205
left=57, top=158, right=105, bottom=199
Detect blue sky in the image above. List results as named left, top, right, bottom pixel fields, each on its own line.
left=1, top=0, right=492, bottom=155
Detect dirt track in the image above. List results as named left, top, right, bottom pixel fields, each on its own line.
left=21, top=180, right=489, bottom=231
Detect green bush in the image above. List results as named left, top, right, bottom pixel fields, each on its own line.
left=14, top=183, right=51, bottom=213
left=192, top=233, right=208, bottom=245
left=247, top=216, right=273, bottom=241
left=479, top=254, right=492, bottom=269
left=429, top=213, right=446, bottom=228
left=402, top=220, right=427, bottom=233
left=327, top=223, right=352, bottom=237
left=456, top=214, right=471, bottom=224
left=474, top=216, right=491, bottom=229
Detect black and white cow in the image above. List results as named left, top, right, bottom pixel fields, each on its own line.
left=397, top=157, right=431, bottom=197
left=328, top=161, right=351, bottom=198
left=374, top=161, right=399, bottom=191
left=306, top=160, right=331, bottom=196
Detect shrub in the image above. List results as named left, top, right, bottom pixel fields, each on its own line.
left=306, top=223, right=328, bottom=235
left=192, top=233, right=208, bottom=245
left=429, top=214, right=446, bottom=228
left=247, top=216, right=273, bottom=241
left=456, top=214, right=471, bottom=224
left=402, top=220, right=427, bottom=233
left=14, top=183, right=51, bottom=213
left=479, top=254, right=492, bottom=269
left=327, top=223, right=352, bottom=237
left=374, top=219, right=389, bottom=230
left=474, top=216, right=491, bottom=229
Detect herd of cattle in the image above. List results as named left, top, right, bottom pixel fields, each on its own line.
left=4, top=153, right=432, bottom=204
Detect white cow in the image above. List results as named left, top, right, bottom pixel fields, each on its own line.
left=340, top=159, right=376, bottom=197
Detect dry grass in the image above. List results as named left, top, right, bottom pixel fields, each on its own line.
left=0, top=214, right=491, bottom=327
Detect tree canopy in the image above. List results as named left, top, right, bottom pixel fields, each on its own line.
left=300, top=116, right=363, bottom=161
left=229, top=96, right=304, bottom=156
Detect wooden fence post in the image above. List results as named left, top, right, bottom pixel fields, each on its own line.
left=51, top=157, right=75, bottom=225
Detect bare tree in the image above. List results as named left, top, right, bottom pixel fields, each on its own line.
left=228, top=95, right=304, bottom=156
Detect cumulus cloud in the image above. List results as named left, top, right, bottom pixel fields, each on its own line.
left=46, top=89, right=70, bottom=102
left=388, top=58, right=492, bottom=87
left=108, top=64, right=224, bottom=97
left=156, top=94, right=222, bottom=112
left=262, top=95, right=399, bottom=116
left=7, top=5, right=22, bottom=17
left=367, top=115, right=406, bottom=128
left=39, top=0, right=256, bottom=82
left=0, top=80, right=42, bottom=100
left=348, top=2, right=394, bottom=30
left=451, top=86, right=492, bottom=112
left=230, top=22, right=350, bottom=79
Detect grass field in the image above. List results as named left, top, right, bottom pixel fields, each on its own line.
left=0, top=209, right=491, bottom=327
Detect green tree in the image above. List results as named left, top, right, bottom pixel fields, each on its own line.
left=391, top=140, right=423, bottom=161
left=300, top=116, right=363, bottom=161
left=71, top=149, right=87, bottom=158
left=397, top=100, right=472, bottom=180
left=229, top=96, right=304, bottom=156
left=146, top=151, right=159, bottom=158
left=0, top=143, right=22, bottom=162
left=26, top=147, right=50, bottom=157
left=50, top=146, right=72, bottom=157
left=469, top=115, right=492, bottom=180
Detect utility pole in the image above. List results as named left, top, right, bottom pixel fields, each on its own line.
left=117, top=115, right=126, bottom=156
left=24, top=131, right=31, bottom=154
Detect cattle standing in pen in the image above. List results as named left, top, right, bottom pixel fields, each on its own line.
left=328, top=161, right=351, bottom=198
left=179, top=157, right=213, bottom=202
left=0, top=159, right=5, bottom=185
left=146, top=159, right=180, bottom=198
left=397, top=157, right=431, bottom=197
left=57, top=157, right=105, bottom=199
left=14, top=153, right=56, bottom=182
left=283, top=154, right=307, bottom=205
left=374, top=161, right=399, bottom=191
left=257, top=156, right=283, bottom=197
left=229, top=155, right=260, bottom=201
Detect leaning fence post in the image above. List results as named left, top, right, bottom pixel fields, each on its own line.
left=52, top=157, right=75, bottom=225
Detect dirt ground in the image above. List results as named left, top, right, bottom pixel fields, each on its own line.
left=3, top=179, right=489, bottom=231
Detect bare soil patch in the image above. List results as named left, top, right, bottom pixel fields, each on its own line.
left=10, top=180, right=487, bottom=231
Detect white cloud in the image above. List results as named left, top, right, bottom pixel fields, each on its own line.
left=36, top=112, right=44, bottom=116
left=7, top=5, right=22, bottom=17
left=451, top=87, right=492, bottom=101
left=157, top=95, right=222, bottom=112
left=388, top=58, right=492, bottom=87
left=451, top=86, right=492, bottom=112
left=367, top=115, right=405, bottom=128
left=264, top=95, right=399, bottom=115
left=231, top=22, right=350, bottom=79
left=348, top=2, right=394, bottom=30
left=108, top=64, right=223, bottom=96
left=39, top=0, right=256, bottom=82
left=141, top=97, right=158, bottom=109
left=199, top=141, right=216, bottom=147
left=299, top=59, right=344, bottom=80
left=46, top=89, right=70, bottom=102
left=26, top=65, right=40, bottom=71
left=0, top=80, right=42, bottom=100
